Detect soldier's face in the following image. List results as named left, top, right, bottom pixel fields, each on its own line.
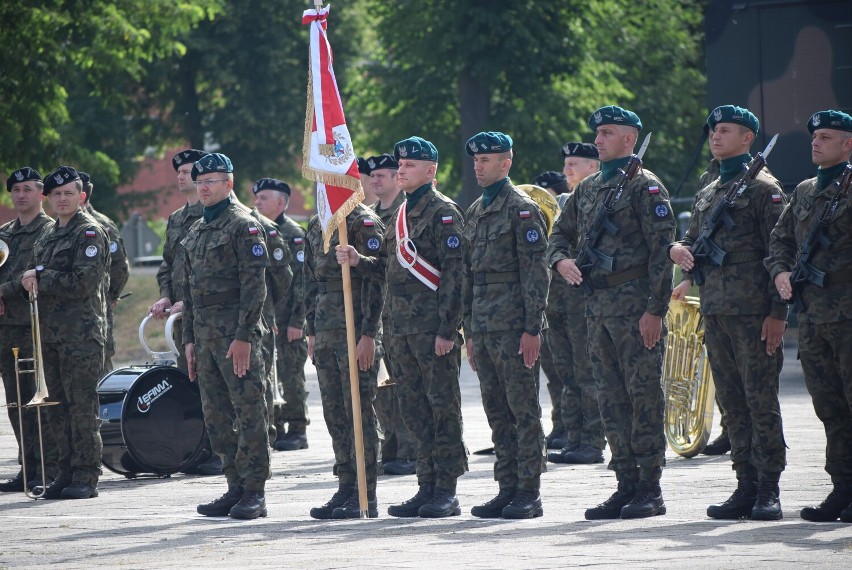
left=563, top=157, right=600, bottom=188
left=194, top=175, right=233, bottom=206
left=369, top=169, right=398, bottom=197
left=594, top=126, right=634, bottom=162
left=254, top=189, right=286, bottom=218
left=710, top=123, right=752, bottom=160
left=176, top=165, right=195, bottom=194
left=397, top=159, right=434, bottom=193
left=10, top=182, right=44, bottom=215
left=811, top=129, right=852, bottom=168
left=472, top=153, right=511, bottom=188
left=47, top=183, right=82, bottom=218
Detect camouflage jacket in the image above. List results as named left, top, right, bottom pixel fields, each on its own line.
left=678, top=170, right=787, bottom=319
left=274, top=213, right=307, bottom=330
left=370, top=192, right=405, bottom=227
left=180, top=203, right=269, bottom=344
left=766, top=172, right=851, bottom=324
left=157, top=201, right=203, bottom=303
left=546, top=259, right=585, bottom=317
left=304, top=204, right=386, bottom=338
left=85, top=203, right=129, bottom=302
left=250, top=208, right=293, bottom=330
left=0, top=212, right=53, bottom=326
left=462, top=180, right=550, bottom=335
left=549, top=168, right=675, bottom=317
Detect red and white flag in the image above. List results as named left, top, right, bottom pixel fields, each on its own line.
left=302, top=4, right=363, bottom=252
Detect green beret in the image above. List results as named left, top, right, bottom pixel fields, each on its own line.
left=465, top=131, right=513, bottom=156
left=808, top=110, right=852, bottom=134
left=588, top=106, right=642, bottom=131
left=707, top=105, right=759, bottom=134
left=191, top=153, right=233, bottom=181
left=394, top=136, right=438, bottom=162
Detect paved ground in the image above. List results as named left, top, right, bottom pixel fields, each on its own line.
left=0, top=330, right=849, bottom=569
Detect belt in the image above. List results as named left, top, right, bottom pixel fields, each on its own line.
left=200, top=289, right=240, bottom=307
left=316, top=279, right=362, bottom=293
left=473, top=271, right=520, bottom=286
left=588, top=265, right=648, bottom=290
left=829, top=268, right=852, bottom=286
left=725, top=250, right=764, bottom=264
left=390, top=282, right=434, bottom=296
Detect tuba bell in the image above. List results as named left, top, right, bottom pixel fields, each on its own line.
left=517, top=184, right=560, bottom=235
left=0, top=239, right=9, bottom=267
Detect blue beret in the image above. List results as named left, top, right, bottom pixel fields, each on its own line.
left=394, top=136, right=439, bottom=162
left=366, top=153, right=398, bottom=172
left=532, top=171, right=569, bottom=195
left=466, top=131, right=513, bottom=156
left=43, top=166, right=81, bottom=195
left=173, top=149, right=207, bottom=171
left=808, top=110, right=852, bottom=134
left=589, top=106, right=642, bottom=131
left=191, top=153, right=233, bottom=181
left=252, top=178, right=291, bottom=196
left=561, top=142, right=599, bottom=159
left=707, top=105, right=759, bottom=134
left=6, top=167, right=41, bottom=192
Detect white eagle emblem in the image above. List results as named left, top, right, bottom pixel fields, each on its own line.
left=54, top=174, right=64, bottom=185
left=174, top=155, right=182, bottom=164
left=14, top=171, right=24, bottom=181
left=594, top=111, right=603, bottom=124
left=398, top=146, right=408, bottom=157
left=713, top=108, right=723, bottom=122
left=367, top=159, right=376, bottom=169
left=468, top=141, right=477, bottom=153
left=811, top=113, right=820, bottom=127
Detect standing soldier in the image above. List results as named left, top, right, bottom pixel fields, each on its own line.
left=767, top=110, right=852, bottom=523
left=670, top=105, right=787, bottom=520
left=181, top=153, right=271, bottom=520
left=22, top=166, right=109, bottom=500
left=562, top=142, right=601, bottom=192
left=551, top=106, right=675, bottom=519
left=0, top=168, right=53, bottom=492
left=462, top=131, right=549, bottom=519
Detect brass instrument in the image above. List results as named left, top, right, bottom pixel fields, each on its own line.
left=517, top=184, right=560, bottom=235
left=663, top=296, right=715, bottom=457
left=0, top=239, right=9, bottom=267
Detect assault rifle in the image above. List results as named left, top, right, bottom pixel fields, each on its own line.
left=788, top=161, right=852, bottom=312
left=574, top=132, right=651, bottom=295
left=688, top=134, right=778, bottom=286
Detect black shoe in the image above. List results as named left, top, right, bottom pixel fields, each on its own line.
left=418, top=487, right=461, bottom=518
left=751, top=481, right=783, bottom=521
left=61, top=482, right=99, bottom=500
left=585, top=480, right=637, bottom=520
left=197, top=486, right=244, bottom=517
left=545, top=429, right=567, bottom=450
left=502, top=490, right=543, bottom=519
left=332, top=491, right=378, bottom=519
left=707, top=478, right=757, bottom=519
left=274, top=431, right=308, bottom=451
left=383, top=459, right=417, bottom=476
left=557, top=444, right=604, bottom=465
left=310, top=485, right=355, bottom=519
left=193, top=454, right=224, bottom=476
left=840, top=502, right=852, bottom=523
left=621, top=480, right=665, bottom=519
left=388, top=483, right=434, bottom=517
left=0, top=471, right=25, bottom=493
left=34, top=476, right=72, bottom=500
left=471, top=487, right=516, bottom=519
left=229, top=491, right=267, bottom=519
left=547, top=442, right=581, bottom=464
left=801, top=484, right=852, bottom=522
left=27, top=475, right=53, bottom=492
left=702, top=432, right=731, bottom=456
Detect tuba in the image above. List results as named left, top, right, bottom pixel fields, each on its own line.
left=517, top=184, right=560, bottom=235
left=0, top=239, right=9, bottom=267
left=663, top=296, right=715, bottom=457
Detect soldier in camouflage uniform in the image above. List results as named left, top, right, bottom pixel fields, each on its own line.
left=562, top=142, right=601, bottom=192
left=21, top=166, right=109, bottom=500
left=550, top=106, right=675, bottom=519
left=462, top=131, right=549, bottom=520
left=0, top=168, right=54, bottom=493
left=767, top=110, right=852, bottom=523
left=305, top=204, right=386, bottom=519
left=181, top=153, right=271, bottom=520
left=671, top=105, right=787, bottom=521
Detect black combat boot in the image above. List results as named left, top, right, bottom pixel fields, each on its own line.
left=545, top=428, right=567, bottom=450
left=388, top=483, right=435, bottom=517
left=34, top=475, right=72, bottom=500
left=418, top=485, right=460, bottom=518
left=702, top=431, right=731, bottom=456
left=800, top=482, right=852, bottom=522
left=621, top=480, right=665, bottom=519
left=61, top=481, right=99, bottom=499
left=584, top=479, right=637, bottom=520
left=275, top=427, right=308, bottom=451
left=840, top=502, right=852, bottom=523
left=0, top=471, right=25, bottom=493
left=310, top=484, right=354, bottom=519
left=547, top=442, right=580, bottom=464
left=332, top=489, right=378, bottom=519
left=558, top=444, right=605, bottom=465
left=197, top=485, right=244, bottom=516
left=751, top=481, right=783, bottom=521
left=471, top=487, right=516, bottom=519
left=194, top=454, right=224, bottom=476
left=707, top=478, right=757, bottom=519
left=229, top=491, right=267, bottom=519
left=502, top=490, right=543, bottom=519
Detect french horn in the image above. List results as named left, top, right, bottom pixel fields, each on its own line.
left=517, top=184, right=560, bottom=235
left=0, top=239, right=9, bottom=267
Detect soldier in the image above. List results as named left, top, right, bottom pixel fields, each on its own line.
left=550, top=106, right=675, bottom=519
left=338, top=137, right=469, bottom=518
left=670, top=105, right=787, bottom=520
left=252, top=178, right=310, bottom=452
left=767, top=110, right=852, bottom=522
left=181, top=153, right=271, bottom=520
left=21, top=166, right=109, bottom=500
left=562, top=142, right=601, bottom=191
left=462, top=131, right=549, bottom=519
left=305, top=203, right=386, bottom=519
left=0, top=168, right=53, bottom=492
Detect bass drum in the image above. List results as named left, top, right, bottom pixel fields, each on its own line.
left=98, top=365, right=207, bottom=477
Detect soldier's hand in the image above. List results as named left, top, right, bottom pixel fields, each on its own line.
left=185, top=342, right=197, bottom=381
left=555, top=259, right=582, bottom=286
left=639, top=311, right=663, bottom=349
left=150, top=297, right=173, bottom=319
left=761, top=316, right=786, bottom=356
left=307, top=335, right=316, bottom=362
left=356, top=335, right=376, bottom=371
left=22, top=269, right=38, bottom=295
left=335, top=244, right=360, bottom=267
left=226, top=339, right=252, bottom=378
left=671, top=280, right=691, bottom=301
left=435, top=335, right=454, bottom=357
left=518, top=332, right=541, bottom=369
left=286, top=326, right=304, bottom=342
left=669, top=244, right=695, bottom=272
left=465, top=338, right=477, bottom=372
left=774, top=272, right=793, bottom=301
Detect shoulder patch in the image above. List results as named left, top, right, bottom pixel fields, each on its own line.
left=366, top=237, right=380, bottom=251
left=525, top=229, right=540, bottom=243
left=273, top=247, right=285, bottom=261
left=293, top=237, right=304, bottom=244
left=85, top=229, right=97, bottom=238
left=296, top=250, right=305, bottom=263
left=441, top=215, right=454, bottom=224
left=654, top=204, right=670, bottom=218
left=446, top=235, right=460, bottom=249
left=269, top=229, right=278, bottom=238
left=771, top=193, right=783, bottom=203
left=248, top=226, right=259, bottom=235
left=648, top=185, right=660, bottom=195
left=252, top=243, right=265, bottom=257
left=85, top=245, right=98, bottom=257
left=109, top=241, right=118, bottom=253
left=519, top=210, right=531, bottom=219
left=363, top=218, right=376, bottom=227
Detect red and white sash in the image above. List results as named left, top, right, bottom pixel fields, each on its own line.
left=395, top=201, right=441, bottom=291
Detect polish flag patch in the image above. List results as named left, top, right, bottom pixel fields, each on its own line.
left=248, top=226, right=259, bottom=235
left=85, top=229, right=97, bottom=238
left=519, top=210, right=531, bottom=219
left=269, top=229, right=278, bottom=238
left=363, top=219, right=375, bottom=227
left=293, top=237, right=304, bottom=244
left=441, top=216, right=454, bottom=224
left=772, top=193, right=782, bottom=203
left=648, top=185, right=660, bottom=194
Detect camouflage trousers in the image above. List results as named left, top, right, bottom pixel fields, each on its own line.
left=103, top=303, right=115, bottom=373
left=798, top=319, right=852, bottom=483
left=375, top=338, right=416, bottom=464
left=195, top=335, right=270, bottom=491
left=386, top=331, right=468, bottom=488
left=541, top=312, right=604, bottom=449
left=0, top=326, right=39, bottom=475
left=41, top=342, right=104, bottom=486
left=260, top=330, right=277, bottom=442
left=314, top=329, right=381, bottom=491
left=473, top=330, right=546, bottom=492
left=587, top=316, right=666, bottom=482
left=704, top=314, right=786, bottom=480
left=274, top=332, right=310, bottom=432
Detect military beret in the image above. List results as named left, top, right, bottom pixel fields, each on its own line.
left=6, top=167, right=41, bottom=192
left=465, top=131, right=513, bottom=156
left=707, top=105, right=759, bottom=134
left=42, top=165, right=81, bottom=195
left=252, top=178, right=291, bottom=196
left=366, top=153, right=398, bottom=172
left=588, top=105, right=642, bottom=131
left=532, top=171, right=569, bottom=195
left=808, top=110, right=852, bottom=134
left=191, top=153, right=233, bottom=181
left=172, top=148, right=207, bottom=171
left=357, top=157, right=371, bottom=176
left=394, top=136, right=439, bottom=162
left=79, top=171, right=91, bottom=186
left=561, top=142, right=599, bottom=160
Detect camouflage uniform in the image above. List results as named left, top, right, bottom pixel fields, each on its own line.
left=304, top=205, right=385, bottom=492
left=549, top=167, right=675, bottom=483
left=677, top=170, right=788, bottom=481
left=181, top=202, right=270, bottom=491
left=462, top=180, right=549, bottom=492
